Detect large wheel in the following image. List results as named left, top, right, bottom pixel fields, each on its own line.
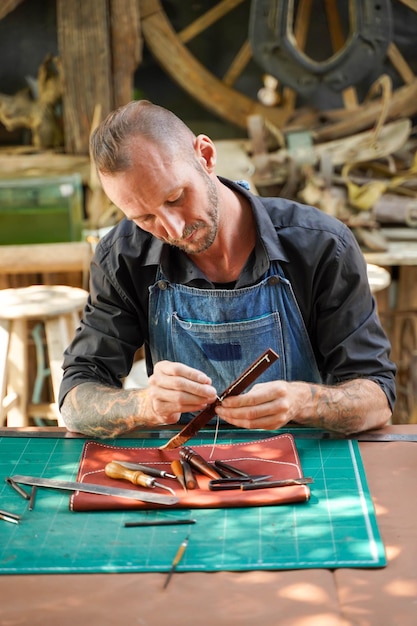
left=139, top=0, right=417, bottom=140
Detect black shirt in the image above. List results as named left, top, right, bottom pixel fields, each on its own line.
left=59, top=178, right=396, bottom=410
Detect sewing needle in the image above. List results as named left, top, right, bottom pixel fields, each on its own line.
left=163, top=534, right=190, bottom=589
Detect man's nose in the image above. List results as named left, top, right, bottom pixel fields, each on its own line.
left=160, top=213, right=185, bottom=240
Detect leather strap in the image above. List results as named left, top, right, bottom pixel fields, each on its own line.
left=159, top=348, right=279, bottom=450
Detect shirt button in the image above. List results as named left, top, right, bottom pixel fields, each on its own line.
left=157, top=280, right=168, bottom=290
left=267, top=276, right=280, bottom=286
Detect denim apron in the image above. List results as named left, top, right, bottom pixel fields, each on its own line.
left=148, top=261, right=321, bottom=422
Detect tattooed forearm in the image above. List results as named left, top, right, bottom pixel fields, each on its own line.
left=309, top=381, right=363, bottom=433
left=60, top=382, right=151, bottom=438
left=300, top=379, right=391, bottom=434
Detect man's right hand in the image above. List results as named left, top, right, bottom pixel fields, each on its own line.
left=147, top=360, right=218, bottom=421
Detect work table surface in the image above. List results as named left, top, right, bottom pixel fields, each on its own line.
left=0, top=425, right=416, bottom=626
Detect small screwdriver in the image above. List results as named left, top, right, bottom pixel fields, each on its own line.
left=105, top=462, right=176, bottom=496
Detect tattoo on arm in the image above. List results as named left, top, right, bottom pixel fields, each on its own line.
left=307, top=379, right=383, bottom=434
left=60, top=383, right=149, bottom=438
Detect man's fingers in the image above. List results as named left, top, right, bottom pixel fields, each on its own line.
left=215, top=382, right=290, bottom=429
left=153, top=360, right=213, bottom=385
left=148, top=360, right=217, bottom=418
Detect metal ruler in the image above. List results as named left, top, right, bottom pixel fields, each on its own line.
left=10, top=475, right=179, bottom=506
left=293, top=431, right=417, bottom=442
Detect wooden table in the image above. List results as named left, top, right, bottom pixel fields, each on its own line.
left=0, top=425, right=416, bottom=626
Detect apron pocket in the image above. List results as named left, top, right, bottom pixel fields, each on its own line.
left=171, top=311, right=285, bottom=391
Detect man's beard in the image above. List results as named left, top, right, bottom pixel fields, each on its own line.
left=166, top=174, right=219, bottom=254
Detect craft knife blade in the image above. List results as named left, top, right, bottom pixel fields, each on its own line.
left=9, top=475, right=179, bottom=506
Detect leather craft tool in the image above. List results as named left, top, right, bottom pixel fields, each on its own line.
left=208, top=476, right=313, bottom=491
left=180, top=459, right=198, bottom=490
left=9, top=475, right=179, bottom=505
left=124, top=519, right=196, bottom=527
left=28, top=486, right=37, bottom=511
left=112, top=460, right=176, bottom=479
left=6, top=476, right=31, bottom=500
left=104, top=462, right=176, bottom=496
left=179, top=446, right=222, bottom=480
left=171, top=460, right=187, bottom=491
left=207, top=476, right=272, bottom=487
left=163, top=534, right=190, bottom=589
left=214, top=459, right=250, bottom=478
left=213, top=459, right=271, bottom=481
left=159, top=348, right=279, bottom=450
left=0, top=509, right=21, bottom=524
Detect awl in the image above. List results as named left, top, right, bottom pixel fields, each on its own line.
left=9, top=475, right=179, bottom=506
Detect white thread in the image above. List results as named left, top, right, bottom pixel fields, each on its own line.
left=208, top=414, right=220, bottom=459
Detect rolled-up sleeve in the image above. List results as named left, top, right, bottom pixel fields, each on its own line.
left=59, top=233, right=152, bottom=408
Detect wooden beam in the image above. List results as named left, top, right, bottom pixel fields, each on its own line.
left=0, top=242, right=92, bottom=276
left=56, top=0, right=113, bottom=154
left=110, top=0, right=143, bottom=108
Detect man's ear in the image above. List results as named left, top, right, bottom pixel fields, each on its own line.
left=194, top=134, right=217, bottom=172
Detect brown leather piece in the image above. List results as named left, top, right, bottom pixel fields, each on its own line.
left=71, top=433, right=310, bottom=511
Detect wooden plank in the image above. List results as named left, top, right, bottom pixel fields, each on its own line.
left=397, top=266, right=417, bottom=311
left=0, top=242, right=92, bottom=290
left=110, top=0, right=142, bottom=108
left=0, top=320, right=11, bottom=426
left=4, top=318, right=29, bottom=427
left=0, top=0, right=24, bottom=20
left=0, top=242, right=92, bottom=275
left=56, top=0, right=113, bottom=154
left=0, top=151, right=90, bottom=183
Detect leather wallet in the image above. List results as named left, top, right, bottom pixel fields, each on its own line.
left=71, top=433, right=310, bottom=511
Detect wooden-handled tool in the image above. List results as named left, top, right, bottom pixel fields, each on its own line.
left=171, top=460, right=187, bottom=492
left=180, top=459, right=198, bottom=490
left=105, top=462, right=176, bottom=495
left=179, top=447, right=221, bottom=480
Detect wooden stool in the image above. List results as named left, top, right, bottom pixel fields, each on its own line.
left=0, top=285, right=88, bottom=427
left=366, top=263, right=391, bottom=294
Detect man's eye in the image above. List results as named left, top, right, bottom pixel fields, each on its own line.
left=166, top=191, right=184, bottom=205
left=136, top=215, right=154, bottom=225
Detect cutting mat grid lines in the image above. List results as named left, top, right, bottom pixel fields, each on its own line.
left=0, top=432, right=386, bottom=574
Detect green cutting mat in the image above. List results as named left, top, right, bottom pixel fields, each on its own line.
left=0, top=429, right=386, bottom=574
